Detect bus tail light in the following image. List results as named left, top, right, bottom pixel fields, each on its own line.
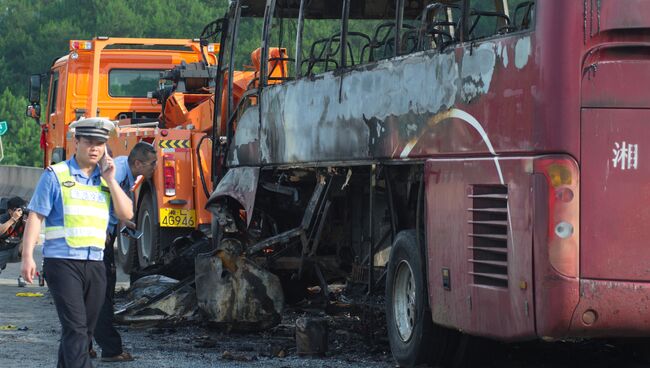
left=163, top=154, right=176, bottom=196
left=534, top=157, right=580, bottom=278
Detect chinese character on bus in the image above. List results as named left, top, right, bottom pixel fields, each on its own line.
left=612, top=142, right=639, bottom=170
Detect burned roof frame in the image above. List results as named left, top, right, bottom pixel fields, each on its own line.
left=235, top=0, right=462, bottom=20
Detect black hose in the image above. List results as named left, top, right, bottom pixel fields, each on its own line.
left=197, top=135, right=213, bottom=199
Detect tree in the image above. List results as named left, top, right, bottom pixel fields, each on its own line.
left=0, top=0, right=229, bottom=167
left=0, top=0, right=228, bottom=96
left=0, top=88, right=41, bottom=167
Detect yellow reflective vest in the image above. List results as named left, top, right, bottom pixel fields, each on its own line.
left=44, top=161, right=111, bottom=249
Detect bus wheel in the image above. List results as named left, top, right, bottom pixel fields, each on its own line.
left=137, top=193, right=159, bottom=269
left=386, top=230, right=457, bottom=367
left=116, top=227, right=137, bottom=274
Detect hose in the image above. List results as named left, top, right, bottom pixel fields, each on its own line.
left=196, top=135, right=213, bottom=199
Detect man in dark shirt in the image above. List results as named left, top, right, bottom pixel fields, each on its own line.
left=90, top=142, right=156, bottom=362
left=0, top=196, right=27, bottom=274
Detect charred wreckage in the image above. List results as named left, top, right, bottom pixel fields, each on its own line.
left=117, top=0, right=548, bottom=366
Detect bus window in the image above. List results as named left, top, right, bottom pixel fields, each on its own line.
left=400, top=15, right=422, bottom=56
left=347, top=18, right=393, bottom=64
left=49, top=71, right=59, bottom=115
left=264, top=4, right=296, bottom=84
left=299, top=1, right=398, bottom=73
left=467, top=0, right=535, bottom=41
left=397, top=1, right=462, bottom=55
left=418, top=3, right=462, bottom=50
left=300, top=17, right=342, bottom=76
left=509, top=1, right=535, bottom=31
left=233, top=15, right=264, bottom=76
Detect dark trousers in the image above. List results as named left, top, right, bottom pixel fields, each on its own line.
left=44, top=258, right=106, bottom=368
left=0, top=240, right=21, bottom=274
left=93, top=229, right=124, bottom=357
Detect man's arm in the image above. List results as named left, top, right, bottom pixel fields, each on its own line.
left=0, top=209, right=21, bottom=235
left=21, top=170, right=55, bottom=283
left=107, top=179, right=134, bottom=221
left=101, top=155, right=134, bottom=221
left=20, top=211, right=44, bottom=284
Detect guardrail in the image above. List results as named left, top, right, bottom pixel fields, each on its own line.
left=0, top=165, right=43, bottom=200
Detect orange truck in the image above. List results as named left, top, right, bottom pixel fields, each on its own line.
left=25, top=37, right=223, bottom=274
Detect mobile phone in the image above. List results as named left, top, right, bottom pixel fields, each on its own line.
left=120, top=226, right=143, bottom=240
left=99, top=154, right=108, bottom=173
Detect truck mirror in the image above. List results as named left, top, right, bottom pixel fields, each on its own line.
left=28, top=74, right=41, bottom=104
left=25, top=104, right=41, bottom=120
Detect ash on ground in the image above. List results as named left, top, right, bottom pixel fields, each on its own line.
left=113, top=281, right=393, bottom=367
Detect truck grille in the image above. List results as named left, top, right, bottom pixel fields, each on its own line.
left=467, top=184, right=509, bottom=288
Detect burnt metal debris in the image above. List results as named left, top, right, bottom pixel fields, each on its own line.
left=114, top=275, right=198, bottom=324
left=195, top=242, right=285, bottom=331
left=295, top=317, right=329, bottom=356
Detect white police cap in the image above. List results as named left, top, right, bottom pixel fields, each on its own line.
left=69, top=117, right=115, bottom=143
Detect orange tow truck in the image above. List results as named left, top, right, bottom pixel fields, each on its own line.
left=25, top=37, right=221, bottom=273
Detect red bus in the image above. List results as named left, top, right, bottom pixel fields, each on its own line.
left=204, top=0, right=650, bottom=366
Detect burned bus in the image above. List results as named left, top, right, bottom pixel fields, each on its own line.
left=204, top=0, right=650, bottom=366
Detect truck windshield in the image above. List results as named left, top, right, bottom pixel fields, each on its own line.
left=109, top=69, right=164, bottom=97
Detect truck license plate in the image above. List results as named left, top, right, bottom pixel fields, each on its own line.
left=159, top=208, right=196, bottom=227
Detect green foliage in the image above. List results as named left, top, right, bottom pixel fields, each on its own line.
left=0, top=0, right=230, bottom=166
left=0, top=88, right=41, bottom=167
left=0, top=0, right=229, bottom=96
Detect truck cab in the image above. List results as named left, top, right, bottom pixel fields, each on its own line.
left=26, top=37, right=217, bottom=167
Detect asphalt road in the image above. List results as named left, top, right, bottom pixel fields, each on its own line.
left=0, top=246, right=394, bottom=368
left=2, top=246, right=650, bottom=367
left=0, top=279, right=395, bottom=367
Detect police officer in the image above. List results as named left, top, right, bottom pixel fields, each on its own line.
left=21, top=117, right=133, bottom=368
left=90, top=142, right=156, bottom=362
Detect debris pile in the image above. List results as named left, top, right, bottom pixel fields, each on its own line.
left=195, top=245, right=284, bottom=331
left=115, top=275, right=198, bottom=324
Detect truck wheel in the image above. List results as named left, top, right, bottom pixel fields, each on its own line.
left=386, top=230, right=458, bottom=367
left=116, top=228, right=137, bottom=274
left=137, top=193, right=160, bottom=269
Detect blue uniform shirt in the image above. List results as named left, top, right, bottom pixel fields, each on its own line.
left=28, top=157, right=105, bottom=261
left=108, top=156, right=134, bottom=233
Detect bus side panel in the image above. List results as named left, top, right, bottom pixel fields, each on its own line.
left=599, top=0, right=650, bottom=32
left=568, top=279, right=650, bottom=337
left=425, top=157, right=535, bottom=341
left=580, top=111, right=650, bottom=281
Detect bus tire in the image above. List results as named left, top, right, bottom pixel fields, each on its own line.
left=386, top=230, right=457, bottom=367
left=137, top=192, right=160, bottom=269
